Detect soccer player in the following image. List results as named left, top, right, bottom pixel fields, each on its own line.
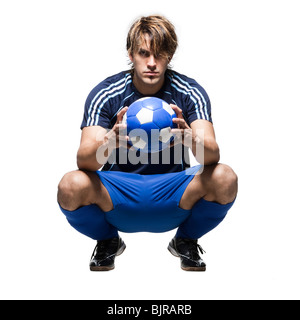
left=57, top=15, right=238, bottom=271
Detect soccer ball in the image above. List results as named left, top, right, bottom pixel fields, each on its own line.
left=123, top=97, right=177, bottom=153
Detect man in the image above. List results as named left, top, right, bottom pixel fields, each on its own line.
left=57, top=15, right=238, bottom=272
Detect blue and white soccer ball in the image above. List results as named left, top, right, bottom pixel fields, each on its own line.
left=123, top=97, right=177, bottom=153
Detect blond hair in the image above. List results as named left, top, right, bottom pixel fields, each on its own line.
left=127, top=15, right=178, bottom=60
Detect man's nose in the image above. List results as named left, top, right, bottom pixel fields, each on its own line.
left=147, top=55, right=157, bottom=69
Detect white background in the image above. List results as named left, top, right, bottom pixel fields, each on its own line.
left=0, top=0, right=299, bottom=300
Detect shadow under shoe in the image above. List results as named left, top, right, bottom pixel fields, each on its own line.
left=90, top=237, right=126, bottom=271
left=168, top=237, right=206, bottom=271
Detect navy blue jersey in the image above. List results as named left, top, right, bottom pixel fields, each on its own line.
left=81, top=70, right=212, bottom=174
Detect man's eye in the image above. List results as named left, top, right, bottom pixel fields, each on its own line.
left=139, top=50, right=149, bottom=57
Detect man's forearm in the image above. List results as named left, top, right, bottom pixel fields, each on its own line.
left=192, top=135, right=220, bottom=165
left=77, top=140, right=112, bottom=171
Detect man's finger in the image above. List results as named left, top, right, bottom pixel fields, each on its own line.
left=117, top=106, right=128, bottom=123
left=170, top=104, right=183, bottom=118
left=172, top=117, right=189, bottom=129
left=114, top=123, right=127, bottom=134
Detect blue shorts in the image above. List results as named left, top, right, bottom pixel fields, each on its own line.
left=96, top=165, right=202, bottom=233
left=60, top=164, right=235, bottom=240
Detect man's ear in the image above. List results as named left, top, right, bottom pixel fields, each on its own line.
left=129, top=52, right=134, bottom=63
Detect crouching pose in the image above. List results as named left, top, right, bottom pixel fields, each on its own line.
left=57, top=15, right=238, bottom=271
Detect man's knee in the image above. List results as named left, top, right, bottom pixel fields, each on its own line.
left=211, top=164, right=238, bottom=204
left=57, top=170, right=92, bottom=211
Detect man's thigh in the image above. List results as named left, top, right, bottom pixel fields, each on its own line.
left=180, top=163, right=237, bottom=209
left=179, top=164, right=220, bottom=209
left=58, top=169, right=113, bottom=212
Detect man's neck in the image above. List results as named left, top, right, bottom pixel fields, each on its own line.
left=132, top=73, right=165, bottom=96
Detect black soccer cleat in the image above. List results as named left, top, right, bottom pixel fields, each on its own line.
left=168, top=237, right=206, bottom=271
left=90, top=237, right=126, bottom=271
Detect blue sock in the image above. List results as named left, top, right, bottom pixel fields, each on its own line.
left=59, top=204, right=119, bottom=240
left=176, top=198, right=235, bottom=239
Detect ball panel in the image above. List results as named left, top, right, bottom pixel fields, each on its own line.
left=162, top=102, right=176, bottom=116
left=152, top=108, right=172, bottom=128
left=130, top=135, right=147, bottom=150
left=126, top=101, right=143, bottom=118
left=127, top=115, right=141, bottom=131
left=170, top=113, right=177, bottom=129
left=128, top=128, right=148, bottom=151
left=140, top=121, right=160, bottom=133
left=136, top=108, right=154, bottom=124
left=159, top=127, right=173, bottom=143
left=142, top=97, right=162, bottom=111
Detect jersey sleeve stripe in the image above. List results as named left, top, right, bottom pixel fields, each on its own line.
left=172, top=74, right=210, bottom=121
left=87, top=74, right=131, bottom=126
left=112, top=92, right=135, bottom=119
left=93, top=80, right=132, bottom=126
left=170, top=82, right=201, bottom=119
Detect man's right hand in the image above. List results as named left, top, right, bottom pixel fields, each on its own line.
left=103, top=107, right=129, bottom=150
left=77, top=107, right=129, bottom=171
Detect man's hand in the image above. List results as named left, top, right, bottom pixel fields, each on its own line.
left=170, top=104, right=193, bottom=149
left=102, top=107, right=129, bottom=150
left=77, top=107, right=129, bottom=171
left=170, top=104, right=220, bottom=165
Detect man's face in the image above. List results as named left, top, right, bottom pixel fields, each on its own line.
left=129, top=34, right=170, bottom=95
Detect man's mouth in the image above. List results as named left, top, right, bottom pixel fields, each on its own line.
left=144, top=71, right=159, bottom=76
